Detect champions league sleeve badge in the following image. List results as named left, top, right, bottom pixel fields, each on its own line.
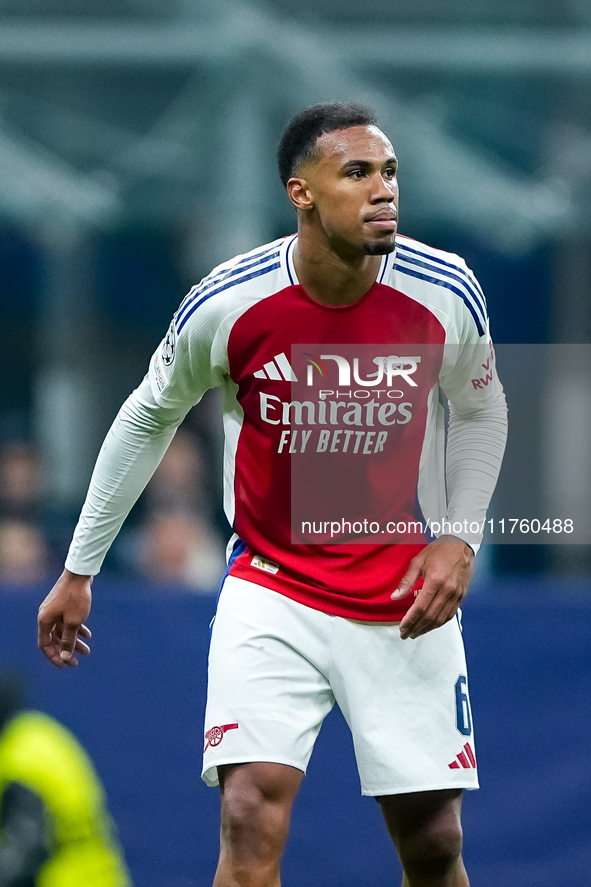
left=162, top=319, right=177, bottom=366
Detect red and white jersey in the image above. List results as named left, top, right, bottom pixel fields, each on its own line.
left=145, top=233, right=506, bottom=621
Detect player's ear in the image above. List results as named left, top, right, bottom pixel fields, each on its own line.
left=286, top=177, right=314, bottom=211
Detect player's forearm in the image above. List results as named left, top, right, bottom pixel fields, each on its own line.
left=65, top=378, right=186, bottom=576
left=444, top=393, right=508, bottom=549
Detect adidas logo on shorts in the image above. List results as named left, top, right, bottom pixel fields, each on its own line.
left=448, top=742, right=476, bottom=770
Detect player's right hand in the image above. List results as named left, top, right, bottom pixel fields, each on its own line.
left=38, top=570, right=93, bottom=668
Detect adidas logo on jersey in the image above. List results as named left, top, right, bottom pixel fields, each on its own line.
left=448, top=742, right=476, bottom=770
left=253, top=352, right=298, bottom=382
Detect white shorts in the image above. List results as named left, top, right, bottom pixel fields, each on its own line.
left=202, top=576, right=478, bottom=796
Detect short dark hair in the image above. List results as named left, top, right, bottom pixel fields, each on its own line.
left=277, top=102, right=379, bottom=187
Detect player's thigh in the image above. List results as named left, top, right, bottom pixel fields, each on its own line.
left=203, top=577, right=335, bottom=787
left=219, top=761, right=305, bottom=800
left=330, top=614, right=477, bottom=796
left=378, top=788, right=463, bottom=849
left=218, top=761, right=305, bottom=824
left=215, top=763, right=305, bottom=872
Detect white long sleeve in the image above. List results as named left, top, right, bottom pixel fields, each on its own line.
left=65, top=377, right=189, bottom=576
left=445, top=391, right=508, bottom=550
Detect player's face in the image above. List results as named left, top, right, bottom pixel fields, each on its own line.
left=295, top=125, right=398, bottom=257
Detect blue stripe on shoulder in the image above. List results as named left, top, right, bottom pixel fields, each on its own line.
left=397, top=243, right=486, bottom=305
left=397, top=241, right=474, bottom=278
left=177, top=244, right=280, bottom=317
left=176, top=249, right=281, bottom=330
left=394, top=263, right=485, bottom=336
left=396, top=244, right=487, bottom=327
left=176, top=261, right=281, bottom=334
left=397, top=241, right=487, bottom=304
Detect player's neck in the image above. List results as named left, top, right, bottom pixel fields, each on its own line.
left=293, top=235, right=382, bottom=308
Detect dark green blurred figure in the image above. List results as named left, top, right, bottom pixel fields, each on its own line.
left=0, top=672, right=131, bottom=887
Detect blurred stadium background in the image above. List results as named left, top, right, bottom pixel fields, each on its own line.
left=1, top=0, right=591, bottom=884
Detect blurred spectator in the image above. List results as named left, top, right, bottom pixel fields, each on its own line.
left=0, top=670, right=132, bottom=886
left=0, top=434, right=226, bottom=588
left=0, top=520, right=49, bottom=585
left=0, top=443, right=53, bottom=585
left=136, top=510, right=225, bottom=591
left=0, top=443, right=43, bottom=522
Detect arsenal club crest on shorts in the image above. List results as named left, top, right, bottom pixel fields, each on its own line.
left=204, top=722, right=239, bottom=752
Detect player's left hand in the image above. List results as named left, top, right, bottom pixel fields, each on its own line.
left=392, top=536, right=474, bottom=639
